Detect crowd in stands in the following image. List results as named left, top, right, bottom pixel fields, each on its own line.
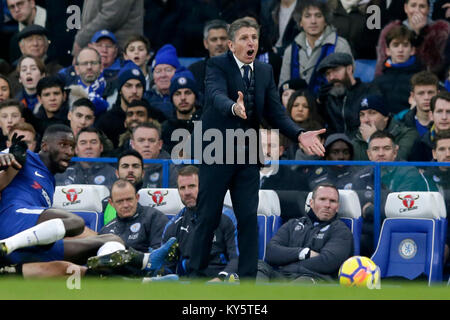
left=0, top=0, right=450, bottom=268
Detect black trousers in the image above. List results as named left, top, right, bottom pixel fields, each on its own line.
left=189, top=163, right=260, bottom=279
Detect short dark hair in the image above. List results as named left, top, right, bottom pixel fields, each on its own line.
left=203, top=19, right=228, bottom=39
left=228, top=17, right=260, bottom=41
left=430, top=91, right=450, bottom=113
left=311, top=182, right=339, bottom=200
left=41, top=124, right=72, bottom=142
left=36, top=76, right=65, bottom=97
left=177, top=165, right=199, bottom=178
left=368, top=130, right=395, bottom=145
left=0, top=74, right=13, bottom=99
left=0, top=99, right=24, bottom=113
left=76, top=126, right=102, bottom=144
left=410, top=71, right=439, bottom=91
left=123, top=34, right=151, bottom=53
left=117, top=149, right=144, bottom=169
left=70, top=98, right=96, bottom=113
left=385, top=25, right=415, bottom=47
left=294, top=0, right=331, bottom=25
left=433, top=130, right=450, bottom=149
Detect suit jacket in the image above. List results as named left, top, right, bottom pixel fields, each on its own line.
left=198, top=51, right=302, bottom=164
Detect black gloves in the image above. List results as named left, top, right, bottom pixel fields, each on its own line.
left=317, top=82, right=333, bottom=104
left=9, top=133, right=28, bottom=167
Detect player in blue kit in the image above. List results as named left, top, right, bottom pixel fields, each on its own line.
left=0, top=124, right=123, bottom=265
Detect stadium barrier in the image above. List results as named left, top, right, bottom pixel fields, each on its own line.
left=70, top=157, right=450, bottom=250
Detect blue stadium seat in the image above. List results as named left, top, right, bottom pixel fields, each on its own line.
left=178, top=57, right=204, bottom=68
left=371, top=192, right=446, bottom=285
left=354, top=59, right=376, bottom=83
left=71, top=210, right=104, bottom=232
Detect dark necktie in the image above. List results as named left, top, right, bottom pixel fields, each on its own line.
left=242, top=65, right=251, bottom=88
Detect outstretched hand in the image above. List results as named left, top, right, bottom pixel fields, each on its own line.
left=9, top=133, right=28, bottom=167
left=298, top=128, right=326, bottom=157
left=233, top=91, right=247, bottom=119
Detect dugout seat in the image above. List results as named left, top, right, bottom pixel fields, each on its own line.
left=303, top=190, right=363, bottom=255
left=224, top=189, right=281, bottom=260
left=138, top=188, right=184, bottom=220
left=371, top=192, right=446, bottom=285
left=53, top=184, right=110, bottom=232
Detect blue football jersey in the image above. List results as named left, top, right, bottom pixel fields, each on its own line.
left=0, top=150, right=55, bottom=210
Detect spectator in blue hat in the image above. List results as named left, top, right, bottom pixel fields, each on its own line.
left=96, top=61, right=146, bottom=147
left=161, top=67, right=202, bottom=155
left=349, top=94, right=419, bottom=160
left=146, top=44, right=181, bottom=119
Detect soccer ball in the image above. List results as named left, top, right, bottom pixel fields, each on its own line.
left=338, top=256, right=381, bottom=288
left=97, top=241, right=126, bottom=256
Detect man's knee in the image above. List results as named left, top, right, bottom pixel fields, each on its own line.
left=39, top=209, right=85, bottom=235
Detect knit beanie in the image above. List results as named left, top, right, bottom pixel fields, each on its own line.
left=152, top=44, right=180, bottom=71
left=359, top=95, right=389, bottom=117
left=117, top=61, right=146, bottom=91
left=169, top=67, right=198, bottom=101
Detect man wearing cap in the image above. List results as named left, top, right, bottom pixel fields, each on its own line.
left=96, top=62, right=146, bottom=147
left=72, top=0, right=144, bottom=55
left=349, top=94, right=419, bottom=161
left=316, top=52, right=380, bottom=134
left=308, top=133, right=356, bottom=191
left=161, top=68, right=202, bottom=155
left=146, top=44, right=181, bottom=119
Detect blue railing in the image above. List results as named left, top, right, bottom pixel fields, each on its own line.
left=71, top=157, right=450, bottom=249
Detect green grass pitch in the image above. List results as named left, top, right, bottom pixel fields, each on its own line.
left=1, top=276, right=450, bottom=300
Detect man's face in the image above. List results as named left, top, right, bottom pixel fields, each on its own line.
left=228, top=26, right=259, bottom=64
left=89, top=38, right=117, bottom=69
left=68, top=106, right=95, bottom=137
left=153, top=64, right=176, bottom=93
left=131, top=127, right=163, bottom=159
left=7, top=129, right=36, bottom=151
left=325, top=65, right=353, bottom=96
left=19, top=57, right=43, bottom=91
left=0, top=106, right=23, bottom=135
left=110, top=183, right=139, bottom=219
left=411, top=85, right=437, bottom=113
left=75, top=49, right=102, bottom=86
left=367, top=137, right=398, bottom=162
left=173, top=88, right=196, bottom=115
left=300, top=6, right=327, bottom=38
left=0, top=78, right=11, bottom=102
left=433, top=138, right=450, bottom=171
left=326, top=140, right=352, bottom=161
left=359, top=109, right=389, bottom=131
left=7, top=0, right=34, bottom=23
left=75, top=131, right=103, bottom=158
left=44, top=131, right=75, bottom=173
left=386, top=38, right=415, bottom=64
left=38, top=86, right=65, bottom=116
left=261, top=129, right=281, bottom=161
left=404, top=0, right=429, bottom=22
left=125, top=106, right=148, bottom=130
left=120, top=79, right=144, bottom=106
left=116, top=155, right=144, bottom=186
left=177, top=174, right=199, bottom=209
left=124, top=40, right=150, bottom=68
left=310, top=186, right=339, bottom=221
left=432, top=98, right=450, bottom=132
left=204, top=28, right=228, bottom=57
left=19, top=34, right=48, bottom=59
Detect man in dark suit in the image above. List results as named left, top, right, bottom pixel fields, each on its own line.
left=189, top=18, right=326, bottom=280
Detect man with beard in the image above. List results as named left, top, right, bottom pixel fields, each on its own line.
left=316, top=52, right=380, bottom=134
left=103, top=149, right=146, bottom=225
left=161, top=69, right=202, bottom=155
left=96, top=62, right=146, bottom=147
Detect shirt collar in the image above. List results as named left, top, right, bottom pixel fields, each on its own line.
left=232, top=54, right=254, bottom=71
